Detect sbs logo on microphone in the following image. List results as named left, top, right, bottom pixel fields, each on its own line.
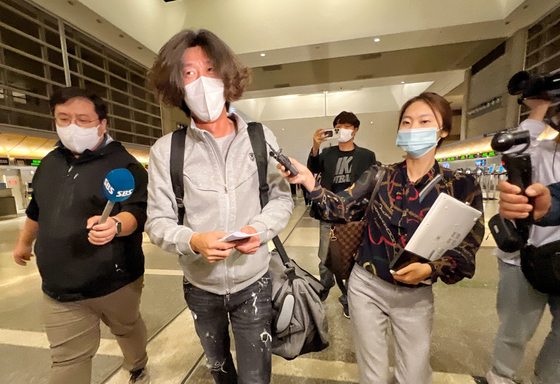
left=116, top=189, right=133, bottom=198
left=104, top=178, right=114, bottom=194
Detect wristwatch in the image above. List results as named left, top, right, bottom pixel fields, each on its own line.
left=111, top=217, right=122, bottom=237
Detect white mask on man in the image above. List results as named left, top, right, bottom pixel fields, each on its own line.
left=338, top=128, right=354, bottom=143
left=56, top=124, right=102, bottom=154
left=184, top=76, right=226, bottom=122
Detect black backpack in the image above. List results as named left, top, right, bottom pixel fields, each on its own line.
left=169, top=123, right=329, bottom=359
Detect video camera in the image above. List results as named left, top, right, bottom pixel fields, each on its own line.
left=508, top=70, right=560, bottom=102
left=509, top=71, right=560, bottom=132
left=489, top=129, right=533, bottom=252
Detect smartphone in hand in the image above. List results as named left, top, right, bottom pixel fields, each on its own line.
left=323, top=128, right=340, bottom=139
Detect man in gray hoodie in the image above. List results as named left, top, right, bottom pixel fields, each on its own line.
left=146, top=29, right=293, bottom=384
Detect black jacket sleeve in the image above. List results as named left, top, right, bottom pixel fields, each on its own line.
left=307, top=149, right=323, bottom=174
left=117, top=162, right=148, bottom=232
left=536, top=182, right=560, bottom=227
left=26, top=195, right=39, bottom=221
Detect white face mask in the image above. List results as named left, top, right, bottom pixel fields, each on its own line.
left=338, top=128, right=354, bottom=143
left=56, top=124, right=102, bottom=154
left=184, top=76, right=226, bottom=122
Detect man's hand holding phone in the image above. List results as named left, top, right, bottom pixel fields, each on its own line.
left=312, top=128, right=339, bottom=155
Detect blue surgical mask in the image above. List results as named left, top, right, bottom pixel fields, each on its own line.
left=396, top=127, right=440, bottom=159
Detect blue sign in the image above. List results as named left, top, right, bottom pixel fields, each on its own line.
left=103, top=168, right=135, bottom=203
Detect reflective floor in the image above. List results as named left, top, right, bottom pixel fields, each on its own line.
left=0, top=198, right=552, bottom=384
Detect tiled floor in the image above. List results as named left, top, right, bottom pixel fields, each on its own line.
left=0, top=198, right=552, bottom=383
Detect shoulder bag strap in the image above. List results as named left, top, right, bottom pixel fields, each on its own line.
left=364, top=166, right=386, bottom=213
left=170, top=127, right=187, bottom=225
left=247, top=122, right=291, bottom=265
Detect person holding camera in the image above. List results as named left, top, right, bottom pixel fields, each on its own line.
left=307, top=111, right=377, bottom=317
left=283, top=93, right=484, bottom=383
left=485, top=99, right=560, bottom=384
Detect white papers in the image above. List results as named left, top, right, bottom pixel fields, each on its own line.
left=219, top=231, right=264, bottom=242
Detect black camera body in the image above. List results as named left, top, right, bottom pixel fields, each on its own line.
left=508, top=71, right=560, bottom=101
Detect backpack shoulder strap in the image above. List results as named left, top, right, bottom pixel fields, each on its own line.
left=170, top=127, right=187, bottom=225
left=247, top=122, right=290, bottom=264
left=247, top=122, right=270, bottom=207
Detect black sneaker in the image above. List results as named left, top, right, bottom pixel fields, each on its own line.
left=129, top=367, right=149, bottom=384
left=342, top=303, right=350, bottom=318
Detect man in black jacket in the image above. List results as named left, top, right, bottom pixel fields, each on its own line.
left=12, top=87, right=149, bottom=384
left=307, top=111, right=376, bottom=318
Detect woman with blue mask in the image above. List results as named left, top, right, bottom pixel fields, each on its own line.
left=278, top=92, right=484, bottom=384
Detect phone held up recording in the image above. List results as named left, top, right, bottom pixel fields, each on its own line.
left=323, top=128, right=340, bottom=139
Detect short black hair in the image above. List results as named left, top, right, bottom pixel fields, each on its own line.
left=333, top=111, right=360, bottom=128
left=49, top=87, right=108, bottom=120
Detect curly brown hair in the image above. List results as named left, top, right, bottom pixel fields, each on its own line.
left=148, top=29, right=250, bottom=116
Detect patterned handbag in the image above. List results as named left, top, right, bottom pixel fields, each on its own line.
left=325, top=167, right=386, bottom=279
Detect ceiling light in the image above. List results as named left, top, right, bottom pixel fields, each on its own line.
left=401, top=81, right=405, bottom=84
left=374, top=38, right=380, bottom=42
left=260, top=53, right=266, bottom=57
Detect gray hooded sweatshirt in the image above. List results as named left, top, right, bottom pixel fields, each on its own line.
left=146, top=114, right=293, bottom=295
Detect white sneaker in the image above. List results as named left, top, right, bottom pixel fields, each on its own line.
left=486, top=369, right=518, bottom=384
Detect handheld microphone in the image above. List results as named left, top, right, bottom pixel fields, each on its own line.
left=99, top=168, right=135, bottom=224
left=266, top=142, right=299, bottom=176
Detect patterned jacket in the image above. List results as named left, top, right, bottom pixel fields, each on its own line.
left=308, top=160, right=485, bottom=286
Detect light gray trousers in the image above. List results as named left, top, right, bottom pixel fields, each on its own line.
left=490, top=259, right=560, bottom=384
left=348, top=264, right=434, bottom=384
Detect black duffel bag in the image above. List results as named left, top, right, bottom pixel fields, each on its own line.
left=520, top=240, right=560, bottom=295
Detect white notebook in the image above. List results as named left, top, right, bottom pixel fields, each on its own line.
left=404, top=193, right=482, bottom=260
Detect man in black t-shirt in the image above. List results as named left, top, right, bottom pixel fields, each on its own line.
left=307, top=111, right=377, bottom=318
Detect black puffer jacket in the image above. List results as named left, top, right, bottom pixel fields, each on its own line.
left=27, top=140, right=148, bottom=302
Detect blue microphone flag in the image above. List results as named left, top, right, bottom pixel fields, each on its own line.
left=103, top=168, right=135, bottom=203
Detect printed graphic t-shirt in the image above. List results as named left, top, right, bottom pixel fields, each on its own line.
left=331, top=149, right=355, bottom=193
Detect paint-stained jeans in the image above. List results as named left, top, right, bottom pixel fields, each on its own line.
left=183, top=274, right=272, bottom=384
